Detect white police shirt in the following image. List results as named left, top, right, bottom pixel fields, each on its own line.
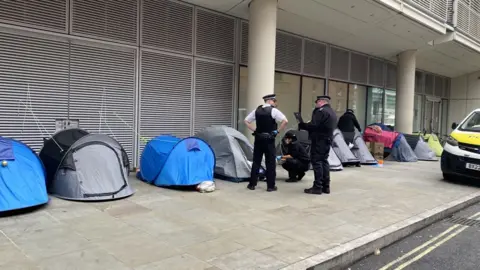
left=244, top=104, right=287, bottom=123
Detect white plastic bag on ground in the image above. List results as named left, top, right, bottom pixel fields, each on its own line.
left=197, top=181, right=215, bottom=193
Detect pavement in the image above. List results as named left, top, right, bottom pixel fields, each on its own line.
left=0, top=161, right=479, bottom=270
left=349, top=201, right=480, bottom=270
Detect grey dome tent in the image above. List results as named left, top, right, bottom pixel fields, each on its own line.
left=195, top=126, right=265, bottom=182
left=39, top=128, right=134, bottom=201
left=278, top=129, right=343, bottom=171
left=386, top=134, right=418, bottom=162
left=403, top=134, right=437, bottom=161
left=350, top=130, right=377, bottom=165
left=333, top=129, right=360, bottom=166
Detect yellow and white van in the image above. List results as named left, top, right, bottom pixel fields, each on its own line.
left=442, top=109, right=480, bottom=180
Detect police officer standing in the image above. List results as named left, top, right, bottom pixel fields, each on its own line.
left=299, top=96, right=337, bottom=195
left=244, top=94, right=288, bottom=192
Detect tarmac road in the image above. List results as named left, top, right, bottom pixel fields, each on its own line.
left=347, top=202, right=480, bottom=270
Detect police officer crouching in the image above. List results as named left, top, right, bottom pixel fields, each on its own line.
left=298, top=96, right=337, bottom=195
left=244, top=94, right=288, bottom=192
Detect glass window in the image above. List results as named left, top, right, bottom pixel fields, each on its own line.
left=384, top=89, right=396, bottom=127
left=366, top=87, right=384, bottom=125
left=274, top=72, right=301, bottom=143
left=413, top=94, right=423, bottom=132
left=301, top=77, right=325, bottom=122
left=328, top=81, right=348, bottom=118
left=348, top=84, right=367, bottom=130
left=237, top=66, right=301, bottom=142
left=459, top=111, right=480, bottom=132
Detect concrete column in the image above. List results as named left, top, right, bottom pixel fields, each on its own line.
left=395, top=50, right=416, bottom=134
left=245, top=0, right=277, bottom=126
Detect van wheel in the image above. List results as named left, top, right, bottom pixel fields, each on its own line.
left=443, top=173, right=453, bottom=181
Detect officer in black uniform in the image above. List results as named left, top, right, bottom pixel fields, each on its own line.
left=299, top=95, right=337, bottom=195
left=280, top=131, right=310, bottom=182
left=244, top=94, right=288, bottom=192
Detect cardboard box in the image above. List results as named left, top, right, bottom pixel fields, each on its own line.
left=366, top=142, right=384, bottom=160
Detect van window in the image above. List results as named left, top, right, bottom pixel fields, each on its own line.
left=459, top=112, right=480, bottom=132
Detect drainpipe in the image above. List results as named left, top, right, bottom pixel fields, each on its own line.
left=452, top=0, right=458, bottom=28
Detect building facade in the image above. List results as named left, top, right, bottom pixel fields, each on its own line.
left=0, top=0, right=479, bottom=167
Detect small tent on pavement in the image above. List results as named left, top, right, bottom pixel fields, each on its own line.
left=403, top=134, right=438, bottom=161
left=422, top=133, right=443, bottom=157
left=350, top=130, right=377, bottom=165
left=195, top=126, right=263, bottom=182
left=279, top=129, right=343, bottom=171
left=333, top=129, right=360, bottom=166
left=0, top=137, right=48, bottom=212
left=39, top=128, right=134, bottom=201
left=386, top=134, right=418, bottom=162
left=138, top=135, right=215, bottom=187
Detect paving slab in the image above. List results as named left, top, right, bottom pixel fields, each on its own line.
left=1, top=161, right=479, bottom=269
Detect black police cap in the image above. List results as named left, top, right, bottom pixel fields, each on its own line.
left=316, top=95, right=331, bottom=101
left=262, top=94, right=276, bottom=101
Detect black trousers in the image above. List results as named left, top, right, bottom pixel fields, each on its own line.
left=282, top=158, right=309, bottom=178
left=311, top=139, right=331, bottom=189
left=250, top=137, right=276, bottom=188
left=342, top=131, right=355, bottom=145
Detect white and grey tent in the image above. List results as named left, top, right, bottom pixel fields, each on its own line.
left=39, top=128, right=134, bottom=201
left=386, top=134, right=418, bottom=162
left=278, top=129, right=343, bottom=171
left=195, top=126, right=263, bottom=182
left=403, top=134, right=438, bottom=161
left=333, top=129, right=360, bottom=166
left=350, top=130, right=377, bottom=165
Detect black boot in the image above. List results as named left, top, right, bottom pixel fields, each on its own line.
left=247, top=184, right=256, bottom=190
left=322, top=187, right=330, bottom=194
left=297, top=171, right=306, bottom=181
left=304, top=186, right=322, bottom=195
left=267, top=186, right=278, bottom=192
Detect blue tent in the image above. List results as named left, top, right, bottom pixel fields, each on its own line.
left=138, top=135, right=215, bottom=187
left=0, top=137, right=48, bottom=212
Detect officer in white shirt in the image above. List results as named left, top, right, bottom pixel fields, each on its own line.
left=244, top=94, right=288, bottom=192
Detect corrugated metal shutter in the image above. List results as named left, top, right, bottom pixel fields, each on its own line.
left=71, top=0, right=138, bottom=44
left=0, top=0, right=67, bottom=32
left=240, top=21, right=249, bottom=65
left=349, top=52, right=368, bottom=84
left=0, top=32, right=69, bottom=151
left=275, top=32, right=302, bottom=73
left=303, top=40, right=326, bottom=77
left=68, top=42, right=136, bottom=160
left=139, top=51, right=192, bottom=153
left=386, top=63, right=397, bottom=90
left=329, top=47, right=349, bottom=81
left=415, top=71, right=424, bottom=93
left=194, top=60, right=234, bottom=132
left=434, top=76, right=444, bottom=97
left=425, top=73, right=435, bottom=95
left=457, top=1, right=470, bottom=33
left=142, top=0, right=193, bottom=54
left=409, top=0, right=448, bottom=21
left=196, top=9, right=235, bottom=62
left=368, top=58, right=384, bottom=87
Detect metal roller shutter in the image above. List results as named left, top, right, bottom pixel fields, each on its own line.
left=68, top=42, right=136, bottom=161
left=71, top=0, right=138, bottom=44
left=368, top=58, right=384, bottom=87
left=240, top=21, right=249, bottom=65
left=196, top=9, right=235, bottom=62
left=330, top=47, right=350, bottom=81
left=194, top=60, right=234, bottom=132
left=142, top=0, right=193, bottom=54
left=275, top=32, right=302, bottom=73
left=0, top=32, right=69, bottom=151
left=386, top=63, right=397, bottom=90
left=140, top=51, right=192, bottom=153
left=425, top=74, right=435, bottom=95
left=303, top=40, right=326, bottom=77
left=0, top=0, right=67, bottom=32
left=349, top=52, right=368, bottom=84
left=434, top=76, right=444, bottom=97
left=415, top=71, right=424, bottom=93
